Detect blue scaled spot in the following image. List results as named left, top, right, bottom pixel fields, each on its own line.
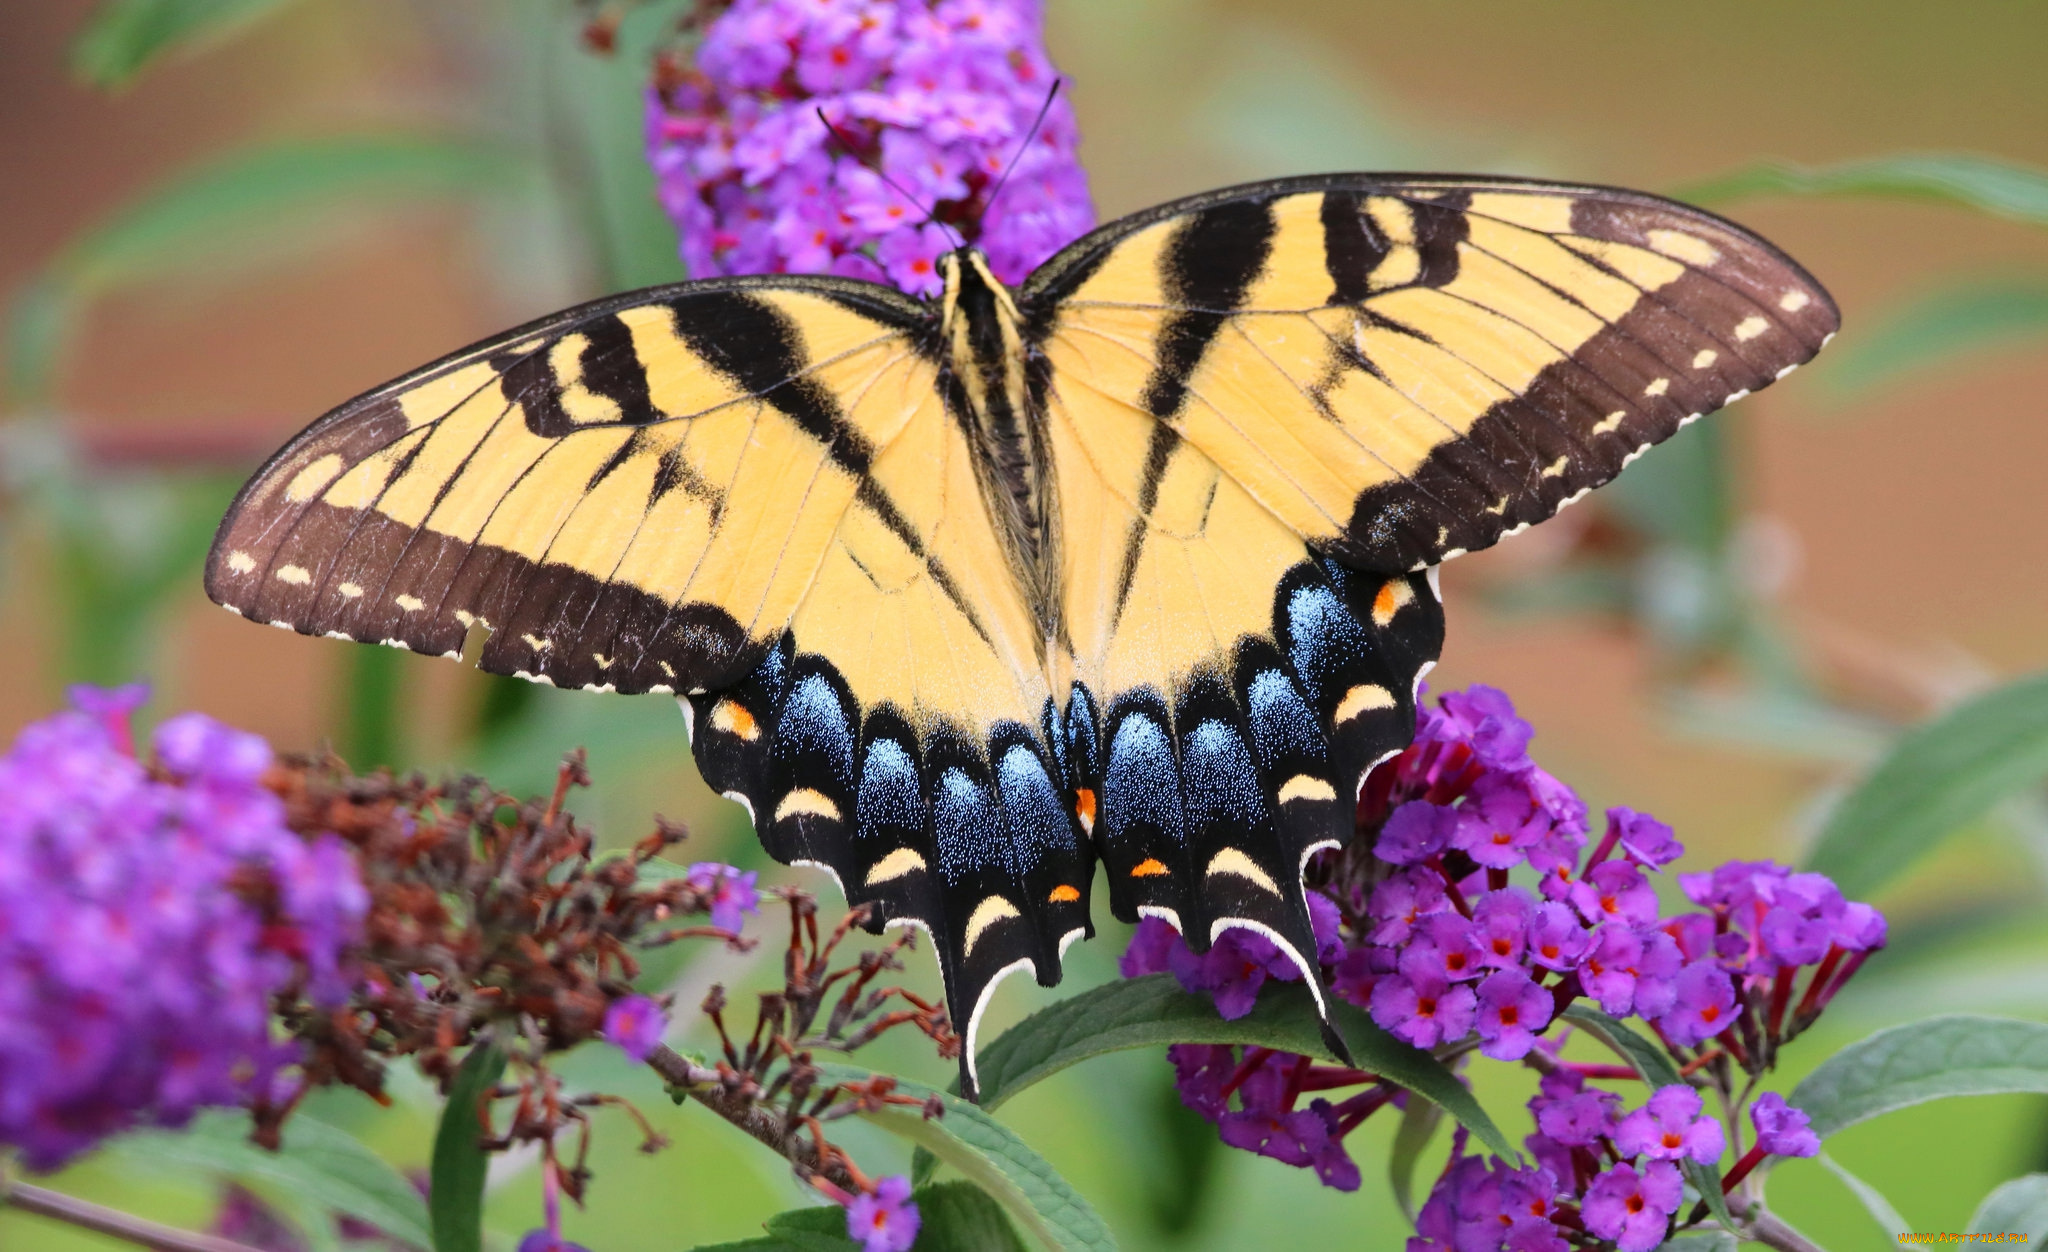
left=1103, top=714, right=1183, bottom=846
left=752, top=637, right=790, bottom=703
left=1247, top=668, right=1324, bottom=769
left=997, top=743, right=1071, bottom=866
left=1285, top=583, right=1371, bottom=708
left=777, top=673, right=854, bottom=787
left=1182, top=719, right=1263, bottom=829
left=933, top=766, right=1008, bottom=884
left=855, top=739, right=920, bottom=837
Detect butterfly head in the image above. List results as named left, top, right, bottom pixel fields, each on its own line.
left=936, top=247, right=1021, bottom=335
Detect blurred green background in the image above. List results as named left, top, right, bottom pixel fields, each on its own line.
left=3, top=1, right=2047, bottom=1248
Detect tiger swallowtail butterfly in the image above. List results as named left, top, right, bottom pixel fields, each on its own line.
left=207, top=174, right=1837, bottom=1097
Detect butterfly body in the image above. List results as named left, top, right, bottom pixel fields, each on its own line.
left=207, top=174, right=1837, bottom=1097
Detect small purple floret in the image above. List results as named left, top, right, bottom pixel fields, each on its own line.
left=684, top=862, right=761, bottom=934
left=602, top=995, right=668, bottom=1062
left=1613, top=1084, right=1725, bottom=1164
left=844, top=1174, right=920, bottom=1252
left=1750, top=1092, right=1821, bottom=1158
left=1580, top=1160, right=1683, bottom=1252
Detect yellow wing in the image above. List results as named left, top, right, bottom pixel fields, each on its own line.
left=1015, top=174, right=1834, bottom=1037
left=1027, top=175, right=1838, bottom=574
left=208, top=278, right=946, bottom=694
left=206, top=274, right=1092, bottom=1095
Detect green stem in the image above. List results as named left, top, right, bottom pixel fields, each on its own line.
left=2, top=1175, right=267, bottom=1252
left=341, top=644, right=403, bottom=769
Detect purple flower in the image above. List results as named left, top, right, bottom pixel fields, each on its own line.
left=1471, top=888, right=1533, bottom=969
left=1613, top=1084, right=1725, bottom=1164
left=1366, top=868, right=1447, bottom=946
left=0, top=689, right=363, bottom=1171
left=1535, top=1087, right=1620, bottom=1147
left=1220, top=1096, right=1359, bottom=1190
left=1750, top=1092, right=1820, bottom=1158
left=1369, top=970, right=1476, bottom=1049
left=1406, top=912, right=1483, bottom=983
left=1568, top=861, right=1659, bottom=928
left=1581, top=1160, right=1682, bottom=1252
left=648, top=0, right=1094, bottom=293
left=1119, top=914, right=1180, bottom=977
left=1452, top=776, right=1553, bottom=869
left=1306, top=889, right=1346, bottom=966
left=1474, top=967, right=1553, bottom=1060
left=844, top=1174, right=920, bottom=1252
left=516, top=1233, right=591, bottom=1252
left=1376, top=800, right=1455, bottom=865
left=1171, top=925, right=1303, bottom=1020
left=1525, top=902, right=1591, bottom=972
left=1605, top=807, right=1683, bottom=869
left=602, top=995, right=668, bottom=1062
left=1430, top=685, right=1533, bottom=771
left=1655, top=960, right=1738, bottom=1048
left=1167, top=1043, right=1238, bottom=1121
left=685, top=862, right=761, bottom=933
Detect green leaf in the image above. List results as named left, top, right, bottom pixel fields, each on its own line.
left=542, top=3, right=689, bottom=289
left=1131, top=1065, right=1219, bottom=1237
left=1559, top=1007, right=1734, bottom=1231
left=8, top=134, right=521, bottom=404
left=1674, top=153, right=2048, bottom=228
left=1804, top=670, right=2048, bottom=900
left=1818, top=1152, right=1912, bottom=1238
left=1388, top=1085, right=1446, bottom=1226
left=430, top=1042, right=507, bottom=1252
left=1653, top=1233, right=1739, bottom=1252
left=814, top=1063, right=1114, bottom=1252
left=109, top=1110, right=432, bottom=1252
left=968, top=973, right=1516, bottom=1159
left=1824, top=278, right=2048, bottom=393
left=72, top=0, right=307, bottom=89
left=1969, top=1173, right=2048, bottom=1240
left=745, top=1205, right=861, bottom=1252
left=1788, top=1015, right=2048, bottom=1140
left=910, top=1181, right=1031, bottom=1252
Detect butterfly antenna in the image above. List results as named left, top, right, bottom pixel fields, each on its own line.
left=816, top=108, right=963, bottom=249
left=984, top=78, right=1062, bottom=220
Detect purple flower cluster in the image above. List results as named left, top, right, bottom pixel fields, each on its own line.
left=1120, top=683, right=1882, bottom=1210
left=647, top=0, right=1094, bottom=294
left=1413, top=1078, right=1818, bottom=1252
left=1165, top=1045, right=1375, bottom=1191
left=0, top=687, right=366, bottom=1170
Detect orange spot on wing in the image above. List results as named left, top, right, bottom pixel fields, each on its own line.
left=1131, top=857, right=1168, bottom=878
left=1372, top=580, right=1410, bottom=625
left=1073, top=787, right=1097, bottom=830
left=1048, top=884, right=1081, bottom=903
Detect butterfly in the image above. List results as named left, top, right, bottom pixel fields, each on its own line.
left=207, top=173, right=1836, bottom=1097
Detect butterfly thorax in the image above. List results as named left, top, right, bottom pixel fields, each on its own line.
left=936, top=249, right=1054, bottom=588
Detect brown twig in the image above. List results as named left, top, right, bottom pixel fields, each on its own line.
left=2, top=1177, right=270, bottom=1252
left=643, top=1043, right=860, bottom=1190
